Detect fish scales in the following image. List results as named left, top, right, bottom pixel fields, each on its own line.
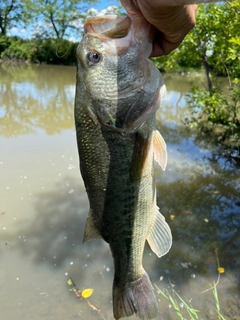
left=74, top=15, right=172, bottom=320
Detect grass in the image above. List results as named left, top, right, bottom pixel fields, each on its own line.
left=212, top=286, right=226, bottom=320
left=155, top=283, right=227, bottom=320
left=155, top=283, right=200, bottom=320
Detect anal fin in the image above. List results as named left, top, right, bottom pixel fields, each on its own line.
left=83, top=210, right=103, bottom=243
left=147, top=206, right=172, bottom=258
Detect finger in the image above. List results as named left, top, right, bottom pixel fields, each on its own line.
left=150, top=5, right=197, bottom=57
left=120, top=0, right=140, bottom=15
left=151, top=38, right=181, bottom=57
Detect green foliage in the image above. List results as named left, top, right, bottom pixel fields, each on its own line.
left=32, top=37, right=78, bottom=64
left=0, top=35, right=11, bottom=52
left=153, top=44, right=202, bottom=73
left=176, top=1, right=240, bottom=151
left=155, top=284, right=228, bottom=320
left=1, top=1, right=239, bottom=73
left=25, top=0, right=97, bottom=39
left=0, top=37, right=35, bottom=60
left=154, top=1, right=240, bottom=78
left=0, top=36, right=78, bottom=64
left=0, top=0, right=24, bottom=35
left=212, top=286, right=226, bottom=320
left=185, top=85, right=240, bottom=148
left=208, top=1, right=240, bottom=80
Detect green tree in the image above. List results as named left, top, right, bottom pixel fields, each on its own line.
left=0, top=0, right=24, bottom=35
left=25, top=0, right=98, bottom=39
left=154, top=1, right=240, bottom=87
left=154, top=1, right=240, bottom=150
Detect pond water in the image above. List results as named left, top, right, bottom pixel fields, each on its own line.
left=0, top=63, right=239, bottom=320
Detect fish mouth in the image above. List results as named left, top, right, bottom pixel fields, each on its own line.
left=84, top=16, right=132, bottom=39
left=83, top=15, right=155, bottom=56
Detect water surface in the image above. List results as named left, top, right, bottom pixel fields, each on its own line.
left=0, top=63, right=239, bottom=320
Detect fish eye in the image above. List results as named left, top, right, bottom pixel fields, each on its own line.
left=88, top=51, right=101, bottom=64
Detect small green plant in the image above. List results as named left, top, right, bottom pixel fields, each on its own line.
left=155, top=249, right=228, bottom=320
left=155, top=283, right=229, bottom=320
left=155, top=284, right=200, bottom=320
left=212, top=286, right=226, bottom=320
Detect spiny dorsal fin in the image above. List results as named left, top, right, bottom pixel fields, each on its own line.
left=83, top=210, right=103, bottom=243
left=147, top=206, right=172, bottom=258
left=153, top=130, right=167, bottom=171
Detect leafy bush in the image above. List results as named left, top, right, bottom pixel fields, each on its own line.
left=0, top=37, right=36, bottom=61
left=185, top=85, right=240, bottom=148
left=32, top=38, right=78, bottom=64
left=0, top=36, right=11, bottom=53
left=0, top=36, right=78, bottom=64
left=154, top=1, right=240, bottom=78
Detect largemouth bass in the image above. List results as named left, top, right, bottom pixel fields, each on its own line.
left=74, top=15, right=172, bottom=320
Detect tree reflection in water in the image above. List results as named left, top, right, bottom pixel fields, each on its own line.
left=0, top=63, right=76, bottom=137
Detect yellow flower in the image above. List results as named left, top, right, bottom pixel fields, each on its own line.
left=217, top=267, right=225, bottom=274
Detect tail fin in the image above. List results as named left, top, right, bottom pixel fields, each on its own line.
left=113, top=272, right=158, bottom=320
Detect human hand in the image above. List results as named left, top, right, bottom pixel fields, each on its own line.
left=120, top=0, right=197, bottom=57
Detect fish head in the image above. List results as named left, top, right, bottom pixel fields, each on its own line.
left=76, top=15, right=164, bottom=132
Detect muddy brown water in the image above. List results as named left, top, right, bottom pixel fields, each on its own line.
left=0, top=63, right=239, bottom=320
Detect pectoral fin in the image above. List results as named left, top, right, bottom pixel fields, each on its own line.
left=83, top=210, right=103, bottom=243
left=153, top=130, right=167, bottom=171
left=147, top=206, right=172, bottom=258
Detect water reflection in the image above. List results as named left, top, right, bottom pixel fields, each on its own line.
left=153, top=121, right=240, bottom=318
left=0, top=63, right=76, bottom=137
left=157, top=143, right=240, bottom=275
left=0, top=63, right=239, bottom=320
